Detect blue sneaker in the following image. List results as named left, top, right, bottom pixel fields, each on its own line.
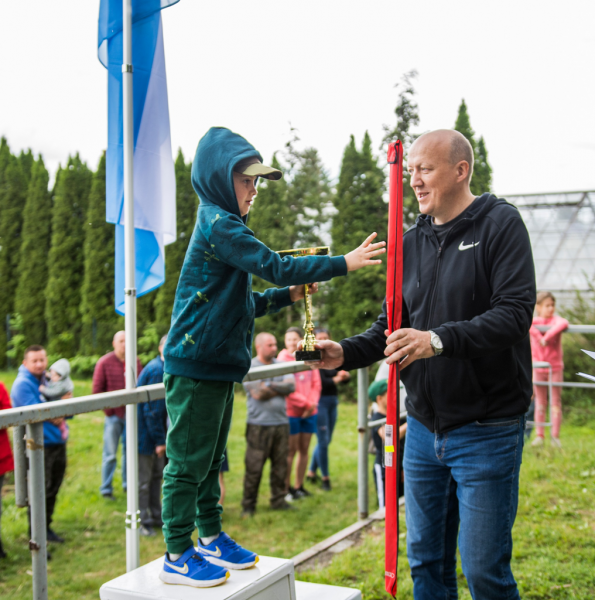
left=196, top=532, right=259, bottom=570
left=159, top=546, right=230, bottom=587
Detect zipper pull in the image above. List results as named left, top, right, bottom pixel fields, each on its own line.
left=437, top=246, right=442, bottom=258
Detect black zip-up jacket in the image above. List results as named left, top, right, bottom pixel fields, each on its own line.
left=340, top=193, right=536, bottom=433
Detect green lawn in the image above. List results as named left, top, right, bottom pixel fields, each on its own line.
left=0, top=372, right=371, bottom=599
left=301, top=423, right=595, bottom=599
left=1, top=370, right=594, bottom=599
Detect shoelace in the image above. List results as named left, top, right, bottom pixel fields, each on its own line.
left=220, top=536, right=241, bottom=551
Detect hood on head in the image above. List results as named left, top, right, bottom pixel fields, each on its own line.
left=191, top=127, right=263, bottom=221
left=50, top=358, right=71, bottom=379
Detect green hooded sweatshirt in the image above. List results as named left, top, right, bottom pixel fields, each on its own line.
left=163, top=127, right=347, bottom=383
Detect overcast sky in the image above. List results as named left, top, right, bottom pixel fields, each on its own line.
left=1, top=0, right=594, bottom=195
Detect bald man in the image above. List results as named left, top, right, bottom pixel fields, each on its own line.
left=241, top=333, right=296, bottom=516
left=93, top=330, right=143, bottom=500
left=315, top=130, right=536, bottom=599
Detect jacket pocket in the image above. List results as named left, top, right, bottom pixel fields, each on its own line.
left=214, top=315, right=252, bottom=369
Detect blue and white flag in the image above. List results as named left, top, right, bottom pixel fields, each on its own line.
left=98, top=0, right=178, bottom=314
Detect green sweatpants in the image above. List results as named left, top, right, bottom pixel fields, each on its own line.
left=162, top=374, right=234, bottom=554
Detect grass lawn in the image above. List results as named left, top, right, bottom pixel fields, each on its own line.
left=1, top=369, right=594, bottom=599
left=301, top=422, right=595, bottom=599
left=0, top=371, right=372, bottom=599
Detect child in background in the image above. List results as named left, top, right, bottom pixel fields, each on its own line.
left=278, top=327, right=321, bottom=500
left=529, top=291, right=568, bottom=448
left=369, top=379, right=407, bottom=508
left=40, top=358, right=74, bottom=441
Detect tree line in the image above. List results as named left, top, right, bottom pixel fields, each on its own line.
left=0, top=79, right=492, bottom=367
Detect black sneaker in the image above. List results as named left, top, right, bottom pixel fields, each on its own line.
left=294, top=486, right=311, bottom=499
left=322, top=479, right=332, bottom=492
left=306, top=473, right=319, bottom=484
left=102, top=493, right=116, bottom=502
left=46, top=529, right=65, bottom=544
left=139, top=525, right=156, bottom=537
left=272, top=502, right=296, bottom=511
left=241, top=509, right=255, bottom=519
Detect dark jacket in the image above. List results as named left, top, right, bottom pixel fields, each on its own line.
left=164, top=127, right=347, bottom=383
left=137, top=356, right=167, bottom=455
left=341, top=193, right=536, bottom=433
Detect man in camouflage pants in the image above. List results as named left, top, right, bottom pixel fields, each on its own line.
left=242, top=333, right=295, bottom=517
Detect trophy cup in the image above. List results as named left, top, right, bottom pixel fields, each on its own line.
left=277, top=246, right=329, bottom=361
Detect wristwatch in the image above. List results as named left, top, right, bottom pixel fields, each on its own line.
left=428, top=330, right=443, bottom=356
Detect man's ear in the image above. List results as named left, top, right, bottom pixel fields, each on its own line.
left=456, top=160, right=470, bottom=183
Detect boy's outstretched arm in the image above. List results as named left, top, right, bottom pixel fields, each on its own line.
left=210, top=215, right=385, bottom=288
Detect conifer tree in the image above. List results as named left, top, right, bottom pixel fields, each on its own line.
left=45, top=154, right=92, bottom=356
left=14, top=157, right=52, bottom=346
left=381, top=70, right=420, bottom=227
left=19, top=149, right=34, bottom=184
left=454, top=99, right=492, bottom=195
left=328, top=132, right=387, bottom=341
left=80, top=153, right=123, bottom=355
left=0, top=155, right=27, bottom=364
left=0, top=137, right=11, bottom=182
left=154, top=149, right=198, bottom=334
left=473, top=136, right=492, bottom=194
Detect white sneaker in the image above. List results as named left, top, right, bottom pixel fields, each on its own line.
left=531, top=436, right=544, bottom=447
left=551, top=437, right=562, bottom=449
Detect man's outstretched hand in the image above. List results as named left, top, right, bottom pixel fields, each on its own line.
left=345, top=233, right=386, bottom=272
left=301, top=339, right=345, bottom=369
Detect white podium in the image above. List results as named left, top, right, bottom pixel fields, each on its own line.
left=99, top=556, right=361, bottom=600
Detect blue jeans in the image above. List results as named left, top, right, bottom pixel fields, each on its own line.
left=100, top=415, right=127, bottom=495
left=309, top=395, right=338, bottom=478
left=403, top=414, right=525, bottom=600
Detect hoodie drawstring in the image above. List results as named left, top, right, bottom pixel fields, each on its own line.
left=472, top=221, right=477, bottom=301
left=416, top=227, right=422, bottom=288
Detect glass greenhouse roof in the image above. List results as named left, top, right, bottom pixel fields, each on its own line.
left=509, top=191, right=595, bottom=293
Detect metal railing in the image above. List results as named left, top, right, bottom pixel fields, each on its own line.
left=0, top=361, right=310, bottom=600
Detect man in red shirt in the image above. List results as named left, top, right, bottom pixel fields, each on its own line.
left=93, top=331, right=142, bottom=500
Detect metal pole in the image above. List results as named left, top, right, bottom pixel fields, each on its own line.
left=26, top=422, right=47, bottom=600
left=357, top=368, right=369, bottom=520
left=13, top=425, right=27, bottom=507
left=122, top=0, right=140, bottom=572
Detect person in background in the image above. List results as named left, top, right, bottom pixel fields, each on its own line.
left=11, top=346, right=70, bottom=544
left=306, top=327, right=350, bottom=491
left=40, top=358, right=74, bottom=442
left=369, top=379, right=388, bottom=508
left=529, top=291, right=568, bottom=448
left=0, top=382, right=15, bottom=558
left=93, top=331, right=143, bottom=500
left=278, top=327, right=321, bottom=500
left=368, top=379, right=407, bottom=508
left=137, top=335, right=168, bottom=537
left=242, top=332, right=295, bottom=516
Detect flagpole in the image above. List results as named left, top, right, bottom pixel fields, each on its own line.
left=122, top=0, right=140, bottom=572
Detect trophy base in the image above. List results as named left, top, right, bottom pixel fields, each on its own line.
left=296, top=349, right=321, bottom=362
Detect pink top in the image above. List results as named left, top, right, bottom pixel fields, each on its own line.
left=277, top=348, right=322, bottom=418
left=530, top=315, right=568, bottom=372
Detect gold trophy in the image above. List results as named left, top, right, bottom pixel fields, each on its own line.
left=277, top=246, right=329, bottom=361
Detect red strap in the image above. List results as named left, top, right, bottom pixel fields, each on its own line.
left=385, top=140, right=403, bottom=597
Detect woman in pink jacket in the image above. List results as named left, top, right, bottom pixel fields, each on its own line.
left=278, top=327, right=321, bottom=499
left=529, top=291, right=568, bottom=448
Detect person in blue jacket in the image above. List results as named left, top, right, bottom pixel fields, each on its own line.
left=11, top=345, right=70, bottom=545
left=137, top=335, right=168, bottom=537
left=159, top=127, right=385, bottom=588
